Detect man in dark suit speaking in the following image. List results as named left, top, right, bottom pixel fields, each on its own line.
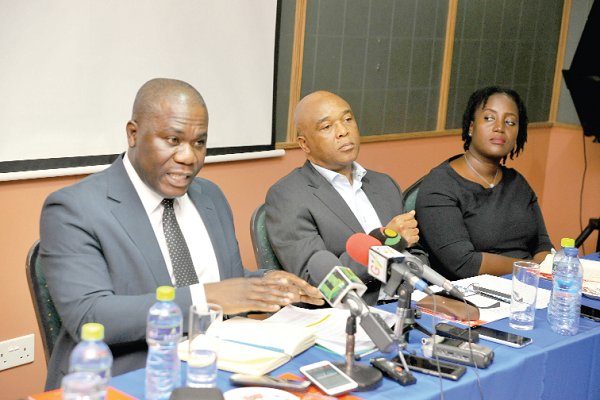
left=40, top=78, right=323, bottom=390
left=265, top=91, right=420, bottom=306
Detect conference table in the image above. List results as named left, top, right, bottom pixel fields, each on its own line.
left=110, top=254, right=600, bottom=400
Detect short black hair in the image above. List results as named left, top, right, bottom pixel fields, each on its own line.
left=461, top=86, right=528, bottom=162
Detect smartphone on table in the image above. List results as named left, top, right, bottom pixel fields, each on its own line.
left=299, top=361, right=358, bottom=396
left=580, top=304, right=600, bottom=322
left=391, top=354, right=467, bottom=381
left=470, top=325, right=532, bottom=348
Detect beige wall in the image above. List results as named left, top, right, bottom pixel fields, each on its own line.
left=1, top=125, right=599, bottom=399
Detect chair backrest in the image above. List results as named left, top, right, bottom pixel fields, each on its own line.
left=26, top=239, right=62, bottom=364
left=402, top=177, right=425, bottom=213
left=250, top=203, right=282, bottom=271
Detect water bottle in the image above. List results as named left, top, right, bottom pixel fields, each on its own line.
left=549, top=246, right=583, bottom=336
left=69, top=323, right=113, bottom=398
left=146, top=286, right=183, bottom=400
left=547, top=238, right=575, bottom=322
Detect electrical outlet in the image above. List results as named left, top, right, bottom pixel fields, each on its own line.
left=0, top=334, right=35, bottom=371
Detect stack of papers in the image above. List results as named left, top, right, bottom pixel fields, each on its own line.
left=265, top=305, right=396, bottom=355
left=540, top=254, right=600, bottom=282
left=178, top=306, right=396, bottom=374
left=178, top=318, right=318, bottom=376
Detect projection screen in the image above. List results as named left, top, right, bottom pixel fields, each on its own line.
left=0, top=0, right=283, bottom=181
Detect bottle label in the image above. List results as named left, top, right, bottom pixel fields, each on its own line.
left=553, top=277, right=580, bottom=299
left=147, top=324, right=181, bottom=342
left=71, top=366, right=111, bottom=380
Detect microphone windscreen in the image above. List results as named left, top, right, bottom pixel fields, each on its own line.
left=368, top=227, right=408, bottom=252
left=306, top=250, right=343, bottom=284
left=317, top=265, right=368, bottom=309
left=346, top=233, right=382, bottom=266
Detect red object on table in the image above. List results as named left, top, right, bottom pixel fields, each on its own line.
left=28, top=386, right=139, bottom=400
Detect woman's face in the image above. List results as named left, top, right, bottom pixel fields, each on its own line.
left=468, top=93, right=519, bottom=160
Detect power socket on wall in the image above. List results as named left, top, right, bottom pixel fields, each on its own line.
left=0, top=334, right=35, bottom=371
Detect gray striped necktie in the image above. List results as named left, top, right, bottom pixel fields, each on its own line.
left=161, top=198, right=199, bottom=287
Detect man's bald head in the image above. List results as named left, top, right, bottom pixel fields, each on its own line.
left=294, top=91, right=341, bottom=136
left=132, top=78, right=206, bottom=121
left=293, top=91, right=360, bottom=179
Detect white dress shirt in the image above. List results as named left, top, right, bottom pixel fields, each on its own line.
left=311, top=162, right=383, bottom=233
left=123, top=153, right=219, bottom=305
left=312, top=162, right=396, bottom=300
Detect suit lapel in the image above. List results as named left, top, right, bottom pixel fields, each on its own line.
left=186, top=182, right=233, bottom=281
left=301, top=161, right=364, bottom=234
left=106, top=155, right=172, bottom=286
left=361, top=174, right=395, bottom=226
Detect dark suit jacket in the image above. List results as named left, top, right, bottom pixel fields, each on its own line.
left=40, top=154, right=260, bottom=390
left=265, top=161, right=405, bottom=305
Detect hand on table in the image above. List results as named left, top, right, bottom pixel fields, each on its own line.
left=204, top=272, right=323, bottom=315
left=263, top=270, right=324, bottom=306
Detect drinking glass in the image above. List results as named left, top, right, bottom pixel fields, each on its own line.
left=509, top=261, right=540, bottom=330
left=186, top=303, right=223, bottom=388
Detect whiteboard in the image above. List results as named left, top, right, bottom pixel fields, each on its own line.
left=0, top=0, right=279, bottom=176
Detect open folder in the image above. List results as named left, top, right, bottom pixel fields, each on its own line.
left=178, top=318, right=318, bottom=376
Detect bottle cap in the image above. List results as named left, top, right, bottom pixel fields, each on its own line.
left=561, top=238, right=575, bottom=248
left=564, top=246, right=579, bottom=256
left=156, top=286, right=175, bottom=301
left=81, top=323, right=104, bottom=341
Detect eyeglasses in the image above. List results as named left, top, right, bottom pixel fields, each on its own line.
left=457, top=283, right=511, bottom=309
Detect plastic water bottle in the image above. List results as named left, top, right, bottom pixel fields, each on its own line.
left=549, top=246, right=583, bottom=336
left=547, top=238, right=575, bottom=322
left=146, top=286, right=183, bottom=400
left=69, top=323, right=113, bottom=398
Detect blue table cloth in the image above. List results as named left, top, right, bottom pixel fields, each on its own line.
left=110, top=253, right=600, bottom=400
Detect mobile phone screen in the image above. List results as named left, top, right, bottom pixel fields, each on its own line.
left=471, top=325, right=532, bottom=346
left=303, top=364, right=353, bottom=390
left=392, top=355, right=466, bottom=380
left=405, top=355, right=459, bottom=374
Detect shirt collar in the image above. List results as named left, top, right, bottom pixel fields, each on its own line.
left=311, top=161, right=367, bottom=185
left=123, top=152, right=186, bottom=215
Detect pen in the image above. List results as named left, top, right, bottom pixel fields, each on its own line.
left=478, top=287, right=511, bottom=299
left=478, top=290, right=510, bottom=304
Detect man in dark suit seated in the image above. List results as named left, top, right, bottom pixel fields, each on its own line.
left=40, top=78, right=323, bottom=390
left=265, top=91, right=421, bottom=306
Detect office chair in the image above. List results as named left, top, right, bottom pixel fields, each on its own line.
left=402, top=177, right=425, bottom=213
left=26, top=239, right=62, bottom=364
left=250, top=203, right=282, bottom=271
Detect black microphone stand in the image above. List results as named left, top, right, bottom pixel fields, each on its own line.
left=575, top=218, right=600, bottom=253
left=384, top=268, right=432, bottom=344
left=332, top=301, right=383, bottom=391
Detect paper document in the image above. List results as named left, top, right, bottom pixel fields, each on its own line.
left=540, top=254, right=600, bottom=282
left=265, top=305, right=396, bottom=355
left=412, top=274, right=550, bottom=326
left=178, top=318, right=318, bottom=375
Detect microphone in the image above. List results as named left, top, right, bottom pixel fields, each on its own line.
left=307, top=250, right=367, bottom=310
left=345, top=233, right=381, bottom=266
left=368, top=227, right=408, bottom=252
left=346, top=233, right=433, bottom=295
left=307, top=250, right=399, bottom=353
left=365, top=229, right=464, bottom=300
left=398, top=251, right=464, bottom=300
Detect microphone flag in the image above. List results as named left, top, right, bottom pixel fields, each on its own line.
left=318, top=266, right=367, bottom=309
left=368, top=246, right=404, bottom=284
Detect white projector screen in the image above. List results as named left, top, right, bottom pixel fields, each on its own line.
left=0, top=0, right=280, bottom=178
